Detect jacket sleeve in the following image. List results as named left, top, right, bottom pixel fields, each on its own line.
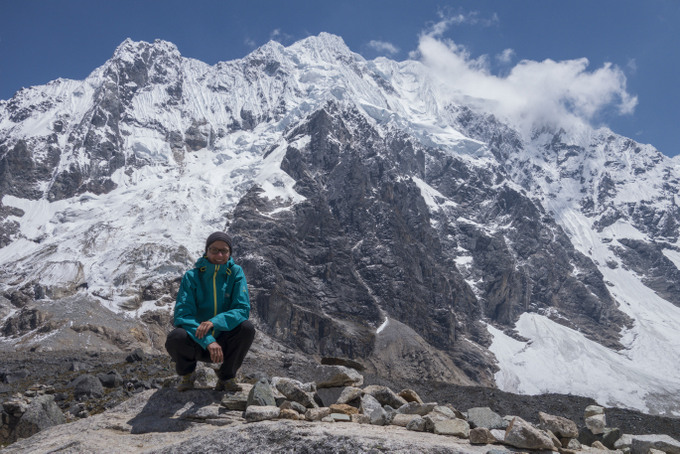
left=174, top=271, right=216, bottom=349
left=210, top=265, right=250, bottom=332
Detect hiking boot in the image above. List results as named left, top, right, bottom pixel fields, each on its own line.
left=215, top=377, right=242, bottom=392
left=177, top=373, right=195, bottom=391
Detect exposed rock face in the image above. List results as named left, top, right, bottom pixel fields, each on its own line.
left=612, top=238, right=680, bottom=307
left=231, top=102, right=632, bottom=386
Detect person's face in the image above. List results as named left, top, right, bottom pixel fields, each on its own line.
left=206, top=240, right=231, bottom=265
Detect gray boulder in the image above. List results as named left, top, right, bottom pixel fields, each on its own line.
left=220, top=385, right=251, bottom=411
left=273, top=377, right=317, bottom=408
left=584, top=405, right=605, bottom=418
left=315, top=386, right=344, bottom=407
left=305, top=407, right=332, bottom=421
left=360, top=394, right=382, bottom=418
left=423, top=411, right=452, bottom=434
left=71, top=374, right=104, bottom=399
left=280, top=400, right=307, bottom=415
left=336, top=386, right=363, bottom=405
left=467, top=407, right=506, bottom=430
left=320, top=357, right=365, bottom=371
left=246, top=379, right=276, bottom=407
left=12, top=395, right=65, bottom=442
left=125, top=348, right=146, bottom=363
left=504, top=417, right=556, bottom=451
left=391, top=413, right=420, bottom=427
left=396, top=401, right=436, bottom=416
left=406, top=416, right=427, bottom=432
left=490, top=429, right=506, bottom=443
left=398, top=389, right=423, bottom=403
left=602, top=427, right=622, bottom=449
left=433, top=419, right=470, bottom=438
left=586, top=413, right=607, bottom=434
left=244, top=406, right=280, bottom=423
left=362, top=385, right=407, bottom=409
left=69, top=361, right=89, bottom=372
left=370, top=406, right=388, bottom=426
left=469, top=427, right=498, bottom=445
left=329, top=413, right=351, bottom=422
left=538, top=411, right=578, bottom=438
left=98, top=370, right=123, bottom=388
left=614, top=434, right=634, bottom=450
left=631, top=434, right=680, bottom=454
left=432, top=405, right=465, bottom=420
left=314, top=365, right=363, bottom=388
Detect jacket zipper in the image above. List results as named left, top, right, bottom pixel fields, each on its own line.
left=212, top=265, right=219, bottom=336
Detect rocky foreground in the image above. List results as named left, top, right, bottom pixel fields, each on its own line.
left=1, top=349, right=680, bottom=453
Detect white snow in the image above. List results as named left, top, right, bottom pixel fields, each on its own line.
left=488, top=125, right=680, bottom=415
left=376, top=317, right=389, bottom=334
left=487, top=314, right=680, bottom=414
left=662, top=248, right=680, bottom=270
left=412, top=176, right=457, bottom=214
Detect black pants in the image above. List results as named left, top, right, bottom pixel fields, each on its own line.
left=165, top=320, right=255, bottom=380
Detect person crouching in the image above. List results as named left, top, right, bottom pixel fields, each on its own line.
left=165, top=231, right=255, bottom=391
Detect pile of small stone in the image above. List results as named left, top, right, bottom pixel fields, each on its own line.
left=0, top=384, right=64, bottom=445
left=0, top=349, right=164, bottom=446
left=3, top=356, right=680, bottom=453
left=216, top=364, right=680, bottom=454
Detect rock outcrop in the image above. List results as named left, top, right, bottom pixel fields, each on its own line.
left=2, top=354, right=679, bottom=453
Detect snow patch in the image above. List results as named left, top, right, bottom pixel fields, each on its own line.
left=412, top=177, right=457, bottom=217
left=376, top=317, right=389, bottom=334
left=488, top=309, right=680, bottom=415
left=662, top=248, right=680, bottom=271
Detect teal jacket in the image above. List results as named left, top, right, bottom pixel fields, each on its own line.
left=173, top=256, right=250, bottom=349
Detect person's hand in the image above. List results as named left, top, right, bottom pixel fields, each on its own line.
left=207, top=342, right=223, bottom=363
left=196, top=321, right=214, bottom=339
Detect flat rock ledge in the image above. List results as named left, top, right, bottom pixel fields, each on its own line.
left=1, top=389, right=491, bottom=454
left=2, top=365, right=679, bottom=453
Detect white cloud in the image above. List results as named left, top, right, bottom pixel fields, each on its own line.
left=496, top=48, right=515, bottom=64
left=427, top=10, right=499, bottom=37
left=270, top=29, right=294, bottom=44
left=417, top=34, right=638, bottom=136
left=368, top=40, right=399, bottom=55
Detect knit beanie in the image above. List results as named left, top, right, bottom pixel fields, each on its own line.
left=205, top=231, right=233, bottom=254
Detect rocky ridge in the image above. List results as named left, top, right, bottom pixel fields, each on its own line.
left=1, top=352, right=679, bottom=453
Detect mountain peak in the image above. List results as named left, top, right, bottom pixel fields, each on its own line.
left=289, top=32, right=357, bottom=63
left=111, top=38, right=181, bottom=64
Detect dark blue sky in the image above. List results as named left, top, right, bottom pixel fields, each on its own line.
left=1, top=0, right=678, bottom=156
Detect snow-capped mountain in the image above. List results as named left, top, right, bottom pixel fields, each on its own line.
left=1, top=34, right=679, bottom=415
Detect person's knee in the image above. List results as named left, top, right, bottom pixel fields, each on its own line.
left=240, top=320, right=256, bottom=341
left=165, top=327, right=188, bottom=351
